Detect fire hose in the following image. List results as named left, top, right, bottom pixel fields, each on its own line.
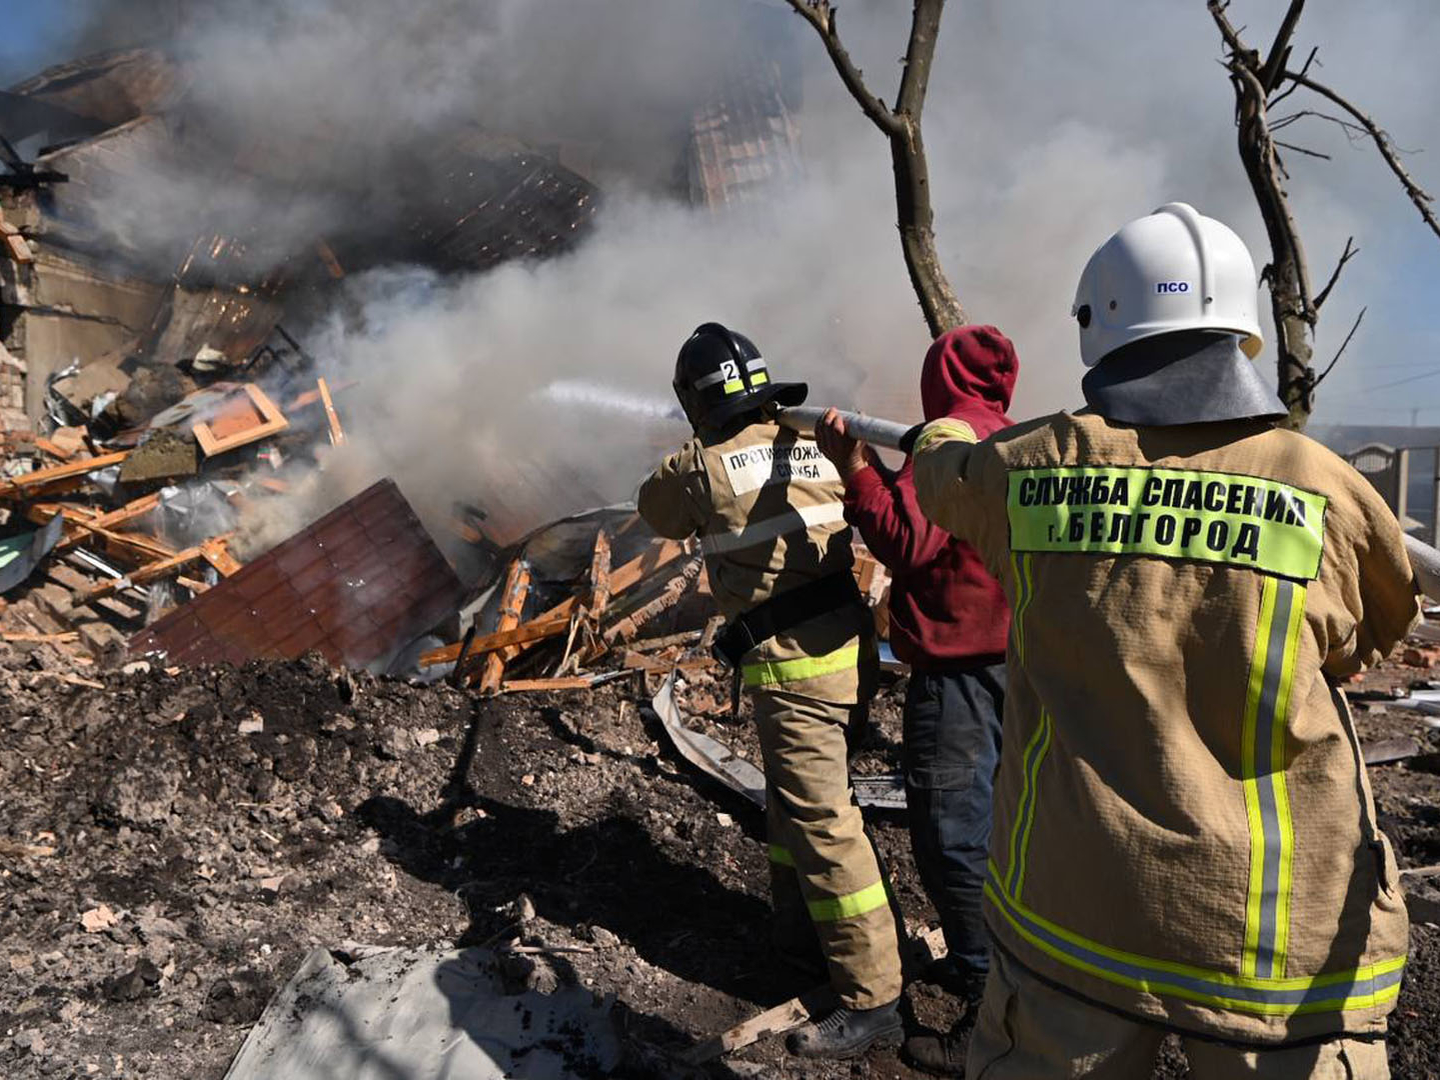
left=774, top=404, right=1440, bottom=604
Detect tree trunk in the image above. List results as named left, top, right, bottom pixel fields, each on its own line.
left=891, top=119, right=965, bottom=336
left=1231, top=67, right=1315, bottom=430
left=784, top=0, right=964, bottom=341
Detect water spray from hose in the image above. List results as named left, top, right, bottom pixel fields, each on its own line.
left=535, top=379, right=685, bottom=423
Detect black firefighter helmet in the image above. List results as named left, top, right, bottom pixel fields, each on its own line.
left=672, top=322, right=807, bottom=433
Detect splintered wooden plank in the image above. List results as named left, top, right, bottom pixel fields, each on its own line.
left=474, top=559, right=531, bottom=693
left=85, top=526, right=177, bottom=564
left=286, top=379, right=358, bottom=412
left=1, top=631, right=79, bottom=644
left=4, top=232, right=34, bottom=264
left=192, top=383, right=289, bottom=457
left=77, top=545, right=208, bottom=605
left=419, top=539, right=689, bottom=670
left=201, top=536, right=243, bottom=577
left=27, top=504, right=176, bottom=564
left=588, top=529, right=612, bottom=620
left=56, top=492, right=161, bottom=550
left=0, top=452, right=130, bottom=498
left=419, top=617, right=569, bottom=668
left=499, top=538, right=686, bottom=664
left=34, top=437, right=75, bottom=461
left=500, top=677, right=594, bottom=692
left=682, top=924, right=945, bottom=1063
left=684, top=986, right=835, bottom=1063
left=317, top=377, right=346, bottom=447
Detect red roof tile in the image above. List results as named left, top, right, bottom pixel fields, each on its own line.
left=129, top=479, right=461, bottom=671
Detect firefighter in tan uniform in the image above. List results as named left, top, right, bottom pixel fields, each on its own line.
left=638, top=322, right=903, bottom=1059
left=910, top=205, right=1420, bottom=1078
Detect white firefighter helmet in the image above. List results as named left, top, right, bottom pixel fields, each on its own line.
left=1072, top=202, right=1263, bottom=369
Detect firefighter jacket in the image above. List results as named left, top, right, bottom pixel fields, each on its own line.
left=638, top=420, right=870, bottom=703
left=911, top=409, right=1421, bottom=1044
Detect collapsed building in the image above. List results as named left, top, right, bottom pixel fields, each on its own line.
left=0, top=2, right=818, bottom=676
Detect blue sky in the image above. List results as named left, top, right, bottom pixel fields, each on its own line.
left=0, top=2, right=84, bottom=83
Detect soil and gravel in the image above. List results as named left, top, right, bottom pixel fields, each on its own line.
left=1, top=642, right=1439, bottom=1078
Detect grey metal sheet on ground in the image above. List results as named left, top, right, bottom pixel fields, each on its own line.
left=223, top=945, right=619, bottom=1080
left=652, top=673, right=907, bottom=810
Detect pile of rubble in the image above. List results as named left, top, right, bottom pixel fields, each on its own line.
left=0, top=360, right=396, bottom=671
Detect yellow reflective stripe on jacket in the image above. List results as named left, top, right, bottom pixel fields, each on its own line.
left=1006, top=466, right=1328, bottom=580
left=701, top=501, right=846, bottom=555
left=913, top=418, right=977, bottom=456
left=1242, top=577, right=1307, bottom=979
left=984, top=866, right=1405, bottom=1016
left=1010, top=552, right=1035, bottom=663
left=1004, top=708, right=1052, bottom=902
left=807, top=880, right=889, bottom=923
left=1002, top=551, right=1047, bottom=902
left=768, top=844, right=795, bottom=867
left=743, top=642, right=861, bottom=689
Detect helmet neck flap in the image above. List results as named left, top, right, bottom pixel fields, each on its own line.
left=1082, top=330, right=1286, bottom=427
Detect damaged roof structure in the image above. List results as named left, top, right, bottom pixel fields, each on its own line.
left=0, top=3, right=811, bottom=679
left=0, top=47, right=600, bottom=434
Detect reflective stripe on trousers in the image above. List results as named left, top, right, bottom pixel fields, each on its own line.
left=743, top=641, right=862, bottom=689
left=768, top=844, right=891, bottom=922
left=755, top=689, right=903, bottom=1007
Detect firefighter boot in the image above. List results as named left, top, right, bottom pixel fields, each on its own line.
left=900, top=980, right=984, bottom=1076
left=785, top=998, right=902, bottom=1060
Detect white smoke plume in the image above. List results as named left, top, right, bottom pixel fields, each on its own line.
left=16, top=0, right=1440, bottom=552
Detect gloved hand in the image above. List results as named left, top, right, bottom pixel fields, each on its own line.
left=815, top=407, right=871, bottom=480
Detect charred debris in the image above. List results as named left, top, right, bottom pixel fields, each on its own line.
left=0, top=35, right=812, bottom=690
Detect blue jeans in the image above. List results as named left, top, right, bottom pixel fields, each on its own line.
left=903, top=664, right=1005, bottom=976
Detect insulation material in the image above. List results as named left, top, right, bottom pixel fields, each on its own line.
left=0, top=514, right=63, bottom=594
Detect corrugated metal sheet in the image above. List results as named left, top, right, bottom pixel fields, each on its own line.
left=129, top=479, right=461, bottom=671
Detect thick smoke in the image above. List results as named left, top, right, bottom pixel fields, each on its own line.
left=16, top=0, right=1440, bottom=549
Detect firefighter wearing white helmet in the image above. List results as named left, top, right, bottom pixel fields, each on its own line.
left=905, top=203, right=1420, bottom=1078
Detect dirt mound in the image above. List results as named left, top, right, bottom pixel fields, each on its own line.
left=1, top=650, right=1438, bottom=1077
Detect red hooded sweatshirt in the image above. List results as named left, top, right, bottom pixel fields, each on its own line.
left=844, top=326, right=1016, bottom=669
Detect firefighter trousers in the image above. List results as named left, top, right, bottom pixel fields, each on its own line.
left=967, top=948, right=1390, bottom=1079
left=754, top=688, right=904, bottom=1010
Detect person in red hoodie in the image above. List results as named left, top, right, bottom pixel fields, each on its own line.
left=815, top=325, right=1017, bottom=1076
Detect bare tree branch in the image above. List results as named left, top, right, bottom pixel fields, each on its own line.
left=1209, top=1, right=1250, bottom=59
left=1259, top=0, right=1305, bottom=92
left=1268, top=44, right=1317, bottom=108
left=1274, top=139, right=1330, bottom=160
left=1312, top=236, right=1356, bottom=310
left=1284, top=67, right=1440, bottom=240
left=784, top=0, right=965, bottom=335
left=896, top=0, right=945, bottom=119
left=1210, top=0, right=1317, bottom=428
left=1231, top=60, right=1317, bottom=316
left=783, top=2, right=901, bottom=136
left=1269, top=109, right=1365, bottom=138
left=1311, top=305, right=1366, bottom=389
